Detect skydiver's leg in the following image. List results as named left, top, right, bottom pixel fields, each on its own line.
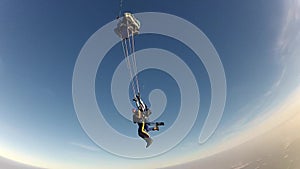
left=144, top=123, right=158, bottom=131
left=138, top=122, right=150, bottom=138
left=147, top=127, right=156, bottom=131
left=146, top=122, right=164, bottom=126
left=145, top=122, right=164, bottom=131
left=138, top=122, right=153, bottom=148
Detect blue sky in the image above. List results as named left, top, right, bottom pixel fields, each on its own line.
left=0, top=0, right=300, bottom=168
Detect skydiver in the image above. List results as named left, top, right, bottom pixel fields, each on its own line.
left=132, top=108, right=164, bottom=148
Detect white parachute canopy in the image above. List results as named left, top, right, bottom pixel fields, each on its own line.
left=114, top=12, right=140, bottom=39
left=115, top=12, right=141, bottom=97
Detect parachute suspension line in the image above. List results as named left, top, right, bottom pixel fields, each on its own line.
left=125, top=39, right=137, bottom=97
left=122, top=39, right=130, bottom=70
left=126, top=27, right=140, bottom=95
left=115, top=12, right=141, bottom=97
left=122, top=38, right=137, bottom=97
left=118, top=0, right=124, bottom=19
left=130, top=31, right=140, bottom=94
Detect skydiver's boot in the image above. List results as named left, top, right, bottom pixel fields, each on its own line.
left=144, top=137, right=153, bottom=148
left=153, top=125, right=159, bottom=131
left=156, top=122, right=165, bottom=126
left=153, top=122, right=164, bottom=131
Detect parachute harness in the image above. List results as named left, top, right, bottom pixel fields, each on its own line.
left=115, top=13, right=141, bottom=97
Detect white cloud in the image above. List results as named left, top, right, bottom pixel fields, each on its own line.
left=69, top=142, right=100, bottom=152
left=278, top=0, right=300, bottom=59
left=231, top=162, right=251, bottom=169
left=181, top=85, right=300, bottom=165
left=274, top=0, right=300, bottom=96
left=224, top=67, right=287, bottom=135
left=263, top=67, right=286, bottom=97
